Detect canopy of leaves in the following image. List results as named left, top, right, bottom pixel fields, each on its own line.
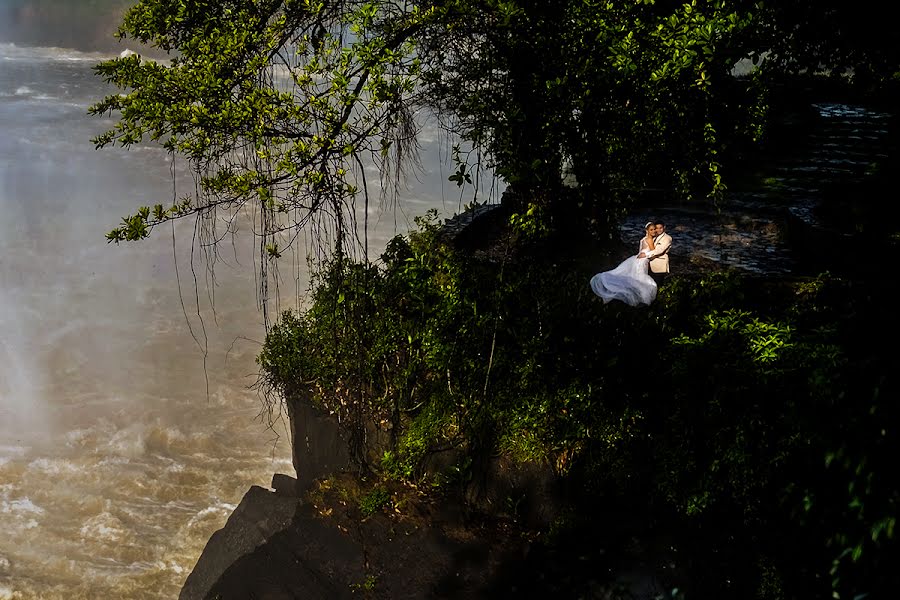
left=91, top=0, right=900, bottom=299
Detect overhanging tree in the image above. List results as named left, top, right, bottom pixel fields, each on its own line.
left=91, top=0, right=899, bottom=307
left=91, top=1, right=765, bottom=291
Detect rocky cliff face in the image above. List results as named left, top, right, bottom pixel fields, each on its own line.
left=286, top=396, right=355, bottom=493
left=179, top=483, right=301, bottom=600
left=179, top=393, right=674, bottom=599
left=181, top=475, right=674, bottom=599
left=179, top=474, right=539, bottom=600
left=179, top=397, right=567, bottom=599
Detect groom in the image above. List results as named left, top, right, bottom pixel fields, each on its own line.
left=646, top=221, right=672, bottom=281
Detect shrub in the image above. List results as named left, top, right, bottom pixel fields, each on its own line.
left=259, top=217, right=898, bottom=599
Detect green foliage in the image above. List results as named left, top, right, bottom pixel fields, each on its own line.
left=420, top=0, right=764, bottom=215
left=260, top=209, right=490, bottom=472
left=92, top=0, right=427, bottom=259
left=94, top=0, right=900, bottom=262
left=380, top=450, right=412, bottom=480
left=508, top=201, right=550, bottom=240
left=260, top=217, right=899, bottom=597
left=350, top=573, right=378, bottom=592
left=358, top=486, right=391, bottom=516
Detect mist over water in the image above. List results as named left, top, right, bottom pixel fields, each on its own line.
left=0, top=7, right=497, bottom=598
left=0, top=41, right=275, bottom=599
left=0, top=1, right=133, bottom=53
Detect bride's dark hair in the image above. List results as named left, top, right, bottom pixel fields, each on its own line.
left=644, top=221, right=655, bottom=230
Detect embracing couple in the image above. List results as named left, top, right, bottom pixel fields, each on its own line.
left=590, top=221, right=672, bottom=306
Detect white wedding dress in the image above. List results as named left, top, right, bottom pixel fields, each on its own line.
left=590, top=238, right=658, bottom=306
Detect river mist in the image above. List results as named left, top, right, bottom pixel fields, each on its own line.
left=0, top=6, right=493, bottom=597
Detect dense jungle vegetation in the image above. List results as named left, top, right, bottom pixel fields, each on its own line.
left=90, top=0, right=900, bottom=597
left=258, top=205, right=898, bottom=598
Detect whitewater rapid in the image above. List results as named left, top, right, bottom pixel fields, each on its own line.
left=0, top=40, right=496, bottom=598
left=0, top=46, right=293, bottom=597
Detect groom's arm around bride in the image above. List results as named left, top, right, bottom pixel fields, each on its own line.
left=646, top=222, right=672, bottom=275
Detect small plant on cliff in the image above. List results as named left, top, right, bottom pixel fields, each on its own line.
left=359, top=486, right=391, bottom=517
left=350, top=574, right=378, bottom=593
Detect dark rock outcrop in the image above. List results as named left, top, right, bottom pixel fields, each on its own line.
left=286, top=398, right=353, bottom=493
left=179, top=481, right=301, bottom=600
left=181, top=475, right=533, bottom=599
left=181, top=469, right=673, bottom=599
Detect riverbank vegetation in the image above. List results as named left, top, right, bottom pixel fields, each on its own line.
left=258, top=203, right=898, bottom=598
left=90, top=1, right=900, bottom=597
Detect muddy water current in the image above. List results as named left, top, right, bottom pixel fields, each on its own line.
left=0, top=42, right=487, bottom=599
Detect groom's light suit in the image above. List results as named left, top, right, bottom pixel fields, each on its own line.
left=647, top=232, right=672, bottom=273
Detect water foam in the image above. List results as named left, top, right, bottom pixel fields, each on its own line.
left=80, top=512, right=126, bottom=543
left=0, top=42, right=115, bottom=63
left=0, top=497, right=44, bottom=516
left=26, top=458, right=80, bottom=476
left=0, top=42, right=171, bottom=70
left=0, top=585, right=19, bottom=600
left=186, top=502, right=236, bottom=529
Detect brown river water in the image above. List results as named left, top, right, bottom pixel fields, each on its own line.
left=0, top=38, right=491, bottom=599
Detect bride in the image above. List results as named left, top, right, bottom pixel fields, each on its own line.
left=590, top=222, right=658, bottom=306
